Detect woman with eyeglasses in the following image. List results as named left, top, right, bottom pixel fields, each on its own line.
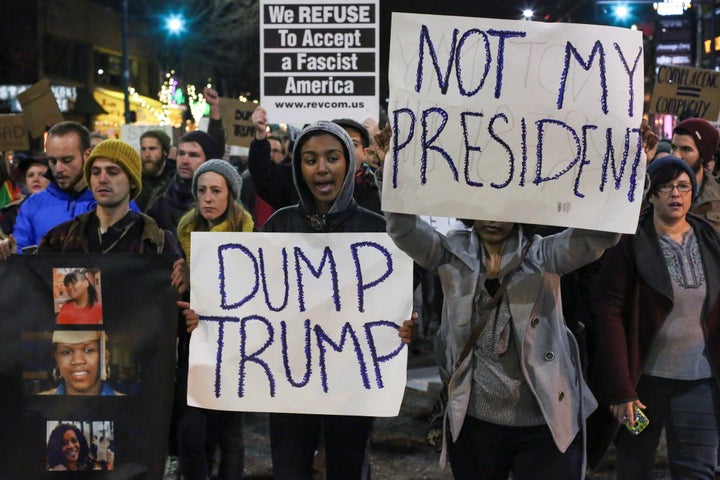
left=589, top=155, right=720, bottom=478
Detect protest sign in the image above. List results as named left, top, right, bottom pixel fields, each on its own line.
left=220, top=98, right=257, bottom=147
left=0, top=254, right=178, bottom=478
left=383, top=14, right=646, bottom=234
left=0, top=114, right=29, bottom=151
left=17, top=79, right=64, bottom=138
left=650, top=65, right=720, bottom=121
left=120, top=124, right=174, bottom=153
left=260, top=0, right=379, bottom=124
left=188, top=232, right=413, bottom=417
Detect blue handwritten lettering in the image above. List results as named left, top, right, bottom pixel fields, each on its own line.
left=392, top=108, right=416, bottom=189
left=259, top=247, right=289, bottom=311
left=280, top=319, right=312, bottom=387
left=218, top=243, right=258, bottom=309
left=350, top=241, right=393, bottom=313
left=294, top=246, right=340, bottom=312
left=364, top=321, right=404, bottom=389
left=534, top=119, right=581, bottom=187
left=557, top=40, right=608, bottom=114
left=488, top=112, right=514, bottom=188
left=315, top=322, right=370, bottom=393
left=421, top=107, right=457, bottom=184
left=461, top=111, right=484, bottom=187
left=613, top=43, right=642, bottom=118
left=416, top=25, right=458, bottom=94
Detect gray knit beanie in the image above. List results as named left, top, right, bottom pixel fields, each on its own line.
left=192, top=159, right=243, bottom=200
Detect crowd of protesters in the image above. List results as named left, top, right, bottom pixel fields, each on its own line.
left=0, top=94, right=719, bottom=480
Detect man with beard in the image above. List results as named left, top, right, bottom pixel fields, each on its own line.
left=12, top=122, right=97, bottom=253
left=671, top=118, right=720, bottom=236
left=36, top=139, right=185, bottom=270
left=135, top=129, right=176, bottom=211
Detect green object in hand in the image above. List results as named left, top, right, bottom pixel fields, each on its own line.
left=625, top=405, right=649, bottom=435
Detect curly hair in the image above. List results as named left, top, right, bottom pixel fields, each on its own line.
left=47, top=423, right=93, bottom=470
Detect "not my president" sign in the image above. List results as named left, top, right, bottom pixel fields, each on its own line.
left=383, top=13, right=646, bottom=234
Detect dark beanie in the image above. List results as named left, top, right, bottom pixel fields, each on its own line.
left=332, top=118, right=370, bottom=148
left=674, top=118, right=720, bottom=167
left=141, top=129, right=171, bottom=155
left=646, top=154, right=698, bottom=200
left=179, top=130, right=220, bottom=161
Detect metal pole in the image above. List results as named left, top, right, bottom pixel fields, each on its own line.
left=122, top=0, right=131, bottom=124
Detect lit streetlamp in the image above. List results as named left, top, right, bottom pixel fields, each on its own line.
left=122, top=4, right=186, bottom=124
left=522, top=9, right=534, bottom=20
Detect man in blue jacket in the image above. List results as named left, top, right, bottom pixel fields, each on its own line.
left=13, top=121, right=96, bottom=252
left=12, top=122, right=140, bottom=253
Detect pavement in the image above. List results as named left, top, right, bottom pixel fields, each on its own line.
left=178, top=339, right=672, bottom=479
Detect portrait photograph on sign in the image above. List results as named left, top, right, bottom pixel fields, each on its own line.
left=52, top=268, right=103, bottom=325
left=23, top=329, right=139, bottom=396
left=45, top=420, right=115, bottom=471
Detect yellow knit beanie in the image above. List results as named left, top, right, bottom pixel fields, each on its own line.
left=85, top=139, right=142, bottom=199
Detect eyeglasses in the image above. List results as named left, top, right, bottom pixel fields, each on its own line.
left=657, top=183, right=692, bottom=195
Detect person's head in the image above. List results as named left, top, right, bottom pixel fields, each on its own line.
left=473, top=221, right=517, bottom=248
left=672, top=118, right=720, bottom=180
left=332, top=118, right=370, bottom=164
left=85, top=139, right=143, bottom=209
left=51, top=330, right=108, bottom=395
left=292, top=121, right=355, bottom=214
left=140, top=130, right=171, bottom=177
left=653, top=140, right=672, bottom=162
left=268, top=135, right=286, bottom=164
left=16, top=153, right=50, bottom=193
left=191, top=159, right=243, bottom=228
left=646, top=155, right=697, bottom=225
left=63, top=270, right=98, bottom=307
left=176, top=131, right=219, bottom=180
left=47, top=423, right=91, bottom=470
left=89, top=132, right=108, bottom=150
left=45, top=121, right=92, bottom=193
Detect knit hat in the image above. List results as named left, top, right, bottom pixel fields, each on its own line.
left=179, top=130, right=220, bottom=161
left=85, top=139, right=142, bottom=199
left=674, top=118, right=720, bottom=167
left=655, top=140, right=672, bottom=156
left=332, top=118, right=370, bottom=147
left=192, top=159, right=243, bottom=200
left=140, top=129, right=171, bottom=155
left=646, top=154, right=698, bottom=200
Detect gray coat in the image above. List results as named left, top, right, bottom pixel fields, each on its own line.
left=385, top=211, right=619, bottom=466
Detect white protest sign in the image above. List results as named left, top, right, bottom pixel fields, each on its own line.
left=384, top=14, right=646, bottom=234
left=187, top=232, right=413, bottom=417
left=260, top=0, right=379, bottom=124
left=120, top=124, right=173, bottom=152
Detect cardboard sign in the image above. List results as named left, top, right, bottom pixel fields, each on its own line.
left=188, top=232, right=414, bottom=417
left=260, top=0, right=380, bottom=124
left=17, top=79, right=64, bottom=138
left=0, top=114, right=29, bottom=151
left=383, top=14, right=646, bottom=234
left=219, top=98, right=257, bottom=147
left=120, top=124, right=174, bottom=153
left=650, top=65, right=720, bottom=121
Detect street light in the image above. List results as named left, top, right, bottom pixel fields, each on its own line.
left=165, top=14, right=186, bottom=35
left=522, top=9, right=534, bottom=20
left=122, top=4, right=186, bottom=124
